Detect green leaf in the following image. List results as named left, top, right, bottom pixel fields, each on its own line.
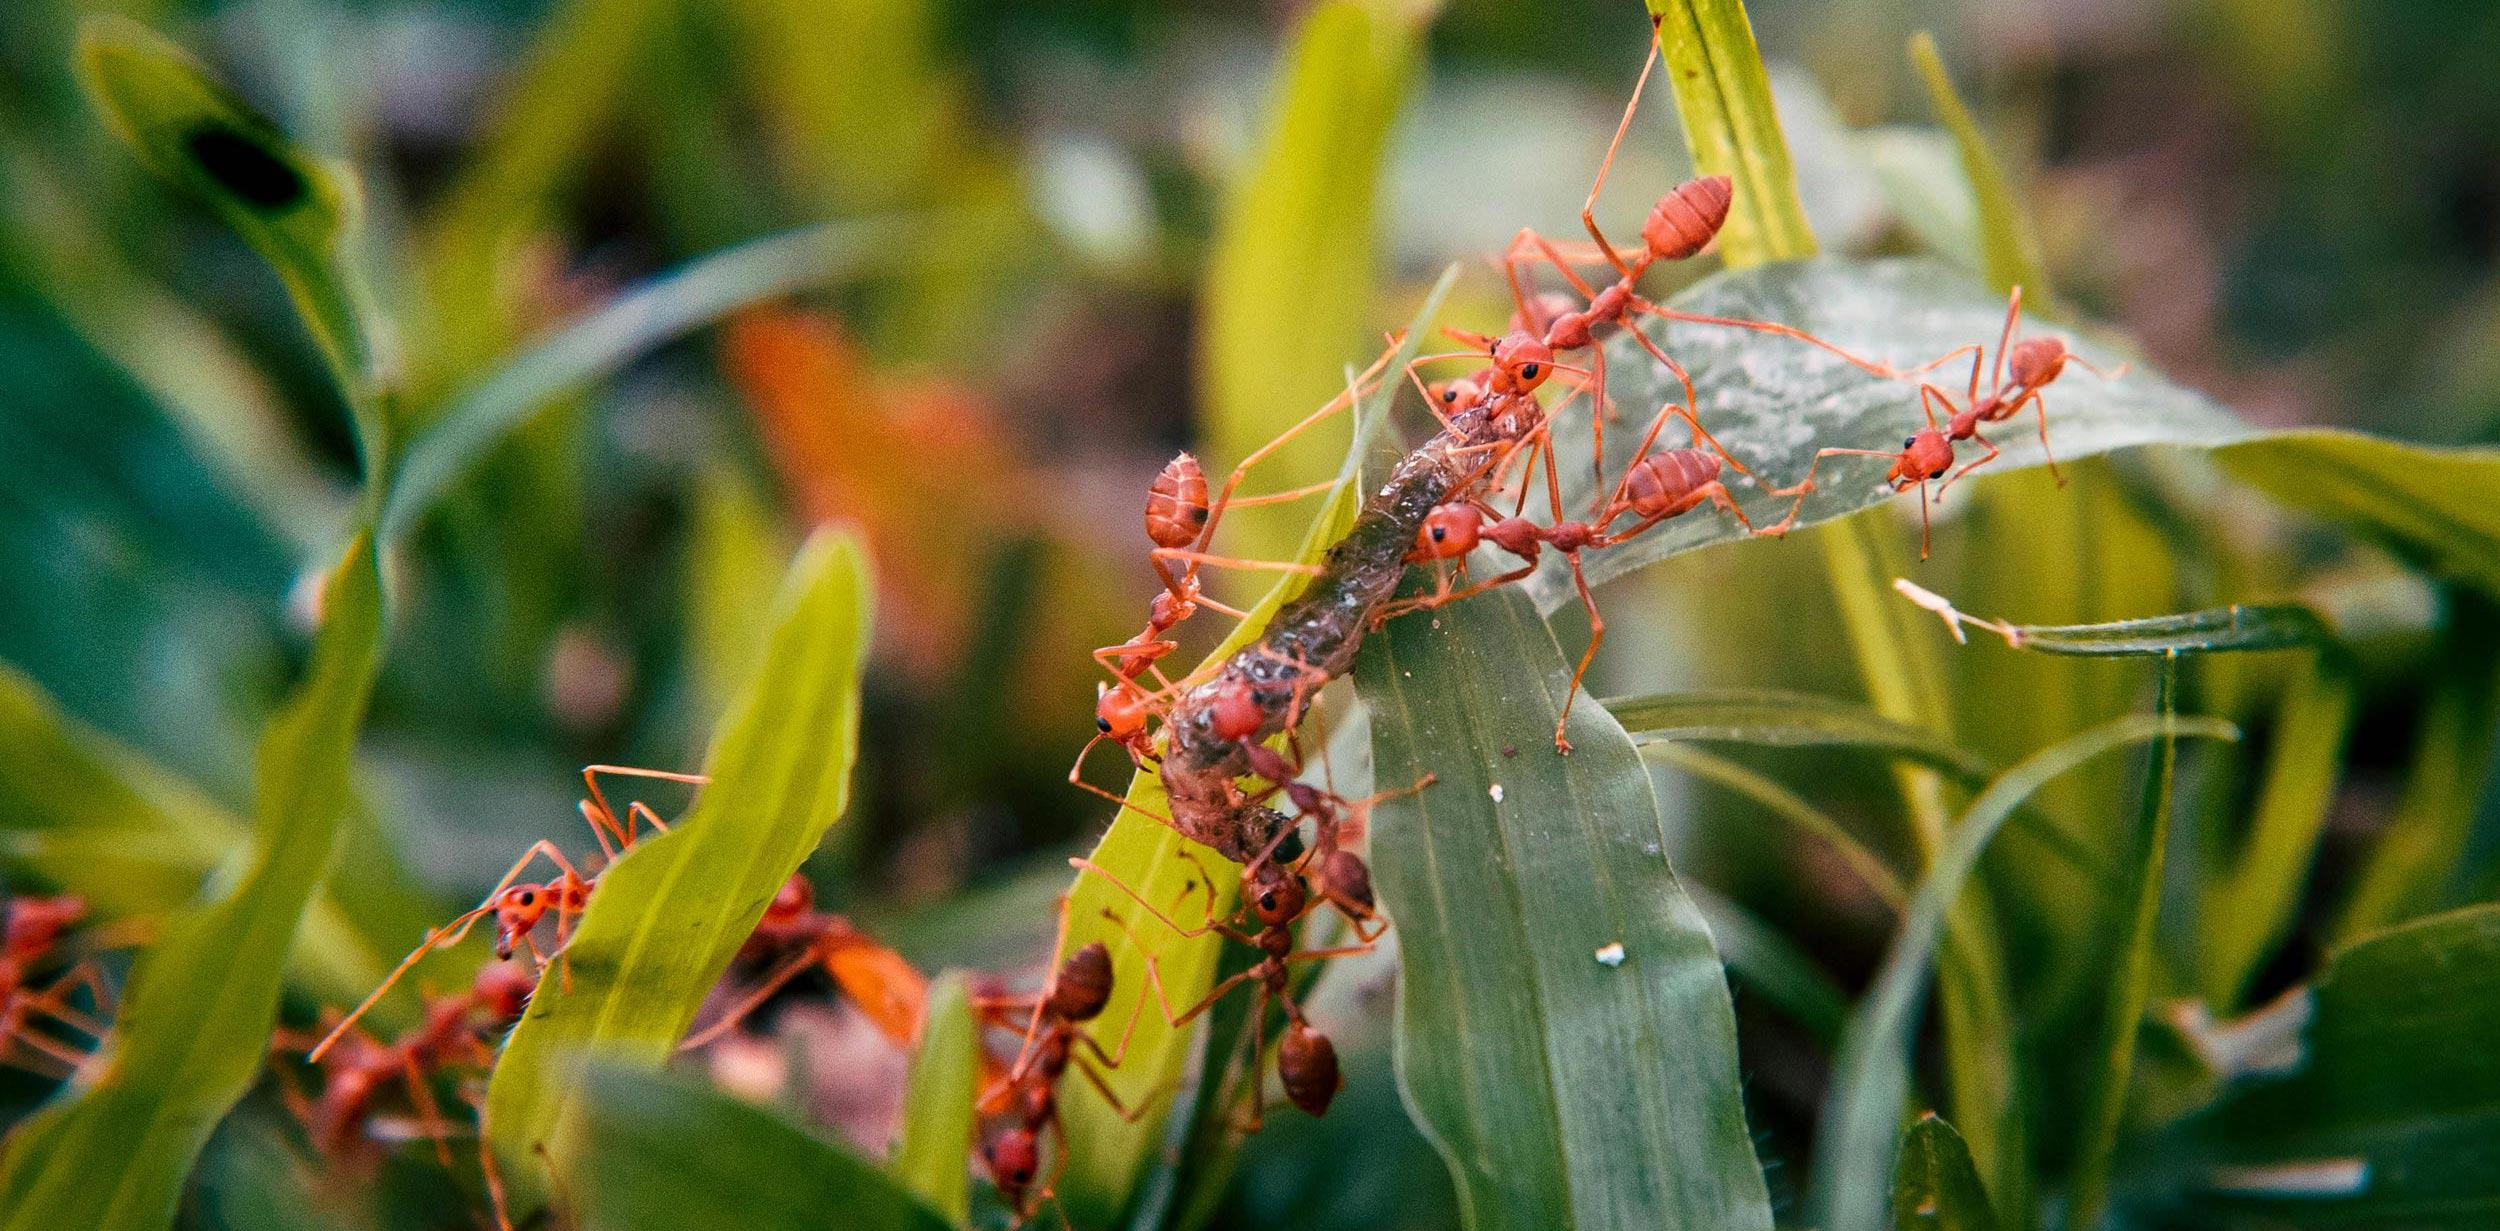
left=890, top=973, right=980, bottom=1226
left=1049, top=267, right=1455, bottom=1221
left=75, top=15, right=388, bottom=470
left=568, top=1065, right=949, bottom=1231
left=1966, top=605, right=2337, bottom=657
left=2067, top=660, right=2184, bottom=1231
left=1893, top=1113, right=2000, bottom=1231
left=1199, top=0, right=1431, bottom=576
left=1811, top=712, right=2240, bottom=1231
left=2202, top=660, right=2358, bottom=1008
left=2160, top=904, right=2500, bottom=1226
left=1643, top=742, right=1906, bottom=909
left=0, top=533, right=386, bottom=1231
left=1646, top=0, right=1817, bottom=267
left=2334, top=593, right=2500, bottom=938
left=1607, top=687, right=1995, bottom=783
left=382, top=218, right=904, bottom=540
left=2216, top=432, right=2500, bottom=600
left=1906, top=33, right=2049, bottom=299
left=485, top=530, right=872, bottom=1195
left=1357, top=584, right=1774, bottom=1231
left=0, top=663, right=438, bottom=1008
left=1691, top=885, right=1851, bottom=1046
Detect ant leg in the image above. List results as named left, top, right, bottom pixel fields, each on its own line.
left=1197, top=342, right=1397, bottom=551
left=1284, top=941, right=1380, bottom=964
left=1638, top=301, right=1912, bottom=381
left=1372, top=563, right=1537, bottom=625
left=1579, top=37, right=1664, bottom=279
left=1552, top=550, right=1604, bottom=756
left=628, top=801, right=671, bottom=839
left=1069, top=1054, right=1156, bottom=1122
left=1938, top=430, right=2001, bottom=498
left=1102, top=911, right=1261, bottom=1030
left=1148, top=548, right=1322, bottom=578
left=2024, top=390, right=2065, bottom=486
left=1990, top=286, right=2023, bottom=391
left=1761, top=447, right=1900, bottom=535
left=577, top=799, right=621, bottom=862
left=1070, top=861, right=1236, bottom=942
left=398, top=1052, right=460, bottom=1169
left=5, top=1024, right=90, bottom=1073
left=1222, top=478, right=1342, bottom=509
left=580, top=765, right=706, bottom=852
left=1917, top=480, right=1935, bottom=561
left=680, top=945, right=824, bottom=1051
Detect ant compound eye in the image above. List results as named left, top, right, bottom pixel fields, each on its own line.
left=1096, top=716, right=1113, bottom=733
left=1520, top=363, right=1540, bottom=379
left=516, top=890, right=536, bottom=906
left=1903, top=437, right=1917, bottom=450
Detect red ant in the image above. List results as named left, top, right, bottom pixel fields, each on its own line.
left=678, top=873, right=927, bottom=1052
left=970, top=905, right=1150, bottom=1223
left=1931, top=286, right=2122, bottom=494
left=1388, top=438, right=1775, bottom=751
left=0, top=895, right=118, bottom=1079
left=1760, top=386, right=1963, bottom=558
left=308, top=764, right=706, bottom=1064
left=272, top=961, right=536, bottom=1170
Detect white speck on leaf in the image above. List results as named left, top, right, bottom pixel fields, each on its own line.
left=1488, top=783, right=1504, bottom=803
left=1594, top=943, right=1627, bottom=967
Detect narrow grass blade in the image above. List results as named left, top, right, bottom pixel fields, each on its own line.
left=2067, top=659, right=2184, bottom=1231
left=1692, top=885, right=1851, bottom=1046
left=890, top=973, right=980, bottom=1226
left=486, top=530, right=872, bottom=1195
left=383, top=219, right=904, bottom=539
left=1644, top=743, right=1907, bottom=909
left=1646, top=0, right=1818, bottom=267
left=2202, top=661, right=2357, bottom=1007
left=2334, top=592, right=2500, bottom=938
left=1893, top=1113, right=2001, bottom=1231
left=76, top=16, right=389, bottom=469
left=1358, top=584, right=1774, bottom=1231
left=1608, top=687, right=1996, bottom=783
left=1985, top=605, right=2335, bottom=657
left=1199, top=0, right=1430, bottom=576
left=2218, top=431, right=2500, bottom=599
left=1811, top=712, right=2240, bottom=1231
left=568, top=1065, right=948, bottom=1231
left=1049, top=267, right=1454, bottom=1222
left=1907, top=33, right=2049, bottom=300
left=0, top=534, right=386, bottom=1230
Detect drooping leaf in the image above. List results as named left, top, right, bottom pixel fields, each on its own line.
left=1645, top=0, right=1817, bottom=267
left=1893, top=1113, right=2000, bottom=1231
left=1357, top=584, right=1774, bottom=1231
left=1199, top=0, right=1432, bottom=577
left=1048, top=268, right=1455, bottom=1222
left=1607, top=687, right=1994, bottom=782
left=0, top=534, right=386, bottom=1231
left=1811, top=713, right=2240, bottom=1231
left=485, top=530, right=871, bottom=1197
left=568, top=1065, right=949, bottom=1231
left=383, top=218, right=905, bottom=540
left=889, top=973, right=980, bottom=1226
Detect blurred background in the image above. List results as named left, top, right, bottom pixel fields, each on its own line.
left=2, top=0, right=2495, bottom=1225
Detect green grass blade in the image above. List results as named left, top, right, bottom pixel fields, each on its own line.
left=75, top=15, right=389, bottom=472
left=2066, top=659, right=2184, bottom=1231
left=1358, top=584, right=1774, bottom=1231
left=1199, top=0, right=1430, bottom=575
left=1644, top=742, right=1908, bottom=908
left=1983, top=605, right=2336, bottom=657
left=485, top=529, right=872, bottom=1197
left=568, top=1065, right=949, bottom=1231
left=1810, top=712, right=2241, bottom=1231
left=2218, top=431, right=2500, bottom=599
left=1907, top=33, right=2049, bottom=300
left=1691, top=885, right=1852, bottom=1046
left=1048, top=267, right=1454, bottom=1221
left=1646, top=0, right=1816, bottom=267
left=0, top=533, right=386, bottom=1230
left=1893, top=1113, right=2001, bottom=1231
left=890, top=973, right=980, bottom=1226
left=1608, top=687, right=1996, bottom=783
left=2202, top=661, right=2358, bottom=1007
left=383, top=219, right=905, bottom=540
left=2334, top=592, right=2500, bottom=938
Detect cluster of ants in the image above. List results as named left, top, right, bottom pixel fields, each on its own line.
left=0, top=20, right=2117, bottom=1230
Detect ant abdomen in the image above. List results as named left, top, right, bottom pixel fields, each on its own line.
left=1623, top=448, right=1722, bottom=519
left=1641, top=174, right=1733, bottom=263
left=1146, top=452, right=1211, bottom=550
left=1046, top=941, right=1115, bottom=1022
left=1277, top=1022, right=1342, bottom=1117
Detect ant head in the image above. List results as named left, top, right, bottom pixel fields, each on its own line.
left=1095, top=683, right=1153, bottom=742
left=1146, top=452, right=1211, bottom=550
left=984, top=1127, right=1041, bottom=1201
left=473, top=960, right=538, bottom=1022
left=5, top=895, right=84, bottom=955
left=1247, top=863, right=1307, bottom=927
left=1427, top=375, right=1486, bottom=417
left=1486, top=332, right=1556, bottom=395
left=1893, top=430, right=1955, bottom=486
left=490, top=883, right=555, bottom=959
left=1412, top=504, right=1482, bottom=561
left=1047, top=941, right=1114, bottom=1022
left=1276, top=1021, right=1343, bottom=1117
left=1207, top=680, right=1266, bottom=744
left=2008, top=336, right=2069, bottom=389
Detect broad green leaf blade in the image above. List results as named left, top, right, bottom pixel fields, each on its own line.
left=2157, top=905, right=2500, bottom=1226
left=1357, top=584, right=1774, bottom=1231
left=2216, top=432, right=2500, bottom=600
left=0, top=663, right=437, bottom=1007
left=2067, top=660, right=2183, bottom=1231
left=1607, top=687, right=1995, bottom=783
left=1050, top=267, right=1455, bottom=1221
left=486, top=530, right=871, bottom=1192
left=1893, top=1113, right=2000, bottom=1231
left=2201, top=661, right=2356, bottom=1008
left=1810, top=713, right=2240, bottom=1231
left=0, top=534, right=386, bottom=1231
left=890, top=974, right=980, bottom=1226
left=1646, top=0, right=1817, bottom=267
left=1199, top=0, right=1430, bottom=576
left=1528, top=257, right=2255, bottom=610
left=383, top=219, right=905, bottom=540
left=76, top=16, right=388, bottom=467
left=1907, top=33, right=2048, bottom=299
left=569, top=1065, right=949, bottom=1231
